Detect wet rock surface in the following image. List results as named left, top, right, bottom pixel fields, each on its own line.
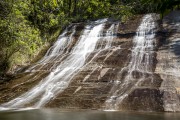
left=0, top=12, right=180, bottom=112
left=155, top=10, right=180, bottom=112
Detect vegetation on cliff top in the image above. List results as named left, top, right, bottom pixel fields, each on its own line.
left=0, top=0, right=179, bottom=76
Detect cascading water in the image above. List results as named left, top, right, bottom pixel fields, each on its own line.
left=1, top=11, right=180, bottom=112
left=105, top=23, right=119, bottom=48
left=105, top=14, right=157, bottom=110
left=82, top=23, right=119, bottom=82
left=26, top=25, right=77, bottom=72
left=0, top=19, right=122, bottom=109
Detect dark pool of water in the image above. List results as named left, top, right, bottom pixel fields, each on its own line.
left=0, top=109, right=180, bottom=120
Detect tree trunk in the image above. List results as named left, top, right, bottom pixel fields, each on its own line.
left=68, top=0, right=72, bottom=16
left=73, top=0, right=77, bottom=16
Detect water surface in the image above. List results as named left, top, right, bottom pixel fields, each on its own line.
left=0, top=109, right=180, bottom=120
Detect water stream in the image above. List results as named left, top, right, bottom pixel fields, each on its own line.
left=105, top=14, right=157, bottom=110
left=0, top=19, right=120, bottom=110
left=0, top=20, right=107, bottom=109
left=0, top=14, right=159, bottom=111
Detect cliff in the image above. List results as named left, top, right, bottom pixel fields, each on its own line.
left=0, top=11, right=180, bottom=112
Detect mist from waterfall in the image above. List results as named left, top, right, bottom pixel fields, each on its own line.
left=105, top=14, right=157, bottom=111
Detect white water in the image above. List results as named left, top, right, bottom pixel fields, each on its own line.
left=82, top=23, right=119, bottom=82
left=0, top=20, right=111, bottom=109
left=105, top=14, right=157, bottom=110
left=26, top=25, right=77, bottom=72
left=105, top=23, right=119, bottom=48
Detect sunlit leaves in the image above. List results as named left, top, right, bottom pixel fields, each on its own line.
left=0, top=0, right=42, bottom=71
left=0, top=0, right=146, bottom=72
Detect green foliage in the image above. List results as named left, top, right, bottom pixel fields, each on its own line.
left=0, top=0, right=42, bottom=72
left=1, top=0, right=179, bottom=73
left=140, top=0, right=180, bottom=17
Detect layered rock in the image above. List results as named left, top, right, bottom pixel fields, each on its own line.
left=155, top=10, right=180, bottom=112
left=0, top=12, right=180, bottom=112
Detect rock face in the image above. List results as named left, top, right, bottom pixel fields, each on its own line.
left=0, top=11, right=180, bottom=112
left=155, top=10, right=180, bottom=112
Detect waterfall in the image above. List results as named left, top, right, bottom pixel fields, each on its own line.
left=26, top=25, right=77, bottom=72
left=105, top=14, right=157, bottom=110
left=82, top=23, right=119, bottom=82
left=0, top=19, right=112, bottom=109
left=105, top=24, right=119, bottom=48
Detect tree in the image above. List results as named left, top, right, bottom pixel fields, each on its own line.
left=140, top=0, right=180, bottom=17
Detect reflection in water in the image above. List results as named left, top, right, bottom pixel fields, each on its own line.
left=0, top=109, right=180, bottom=120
